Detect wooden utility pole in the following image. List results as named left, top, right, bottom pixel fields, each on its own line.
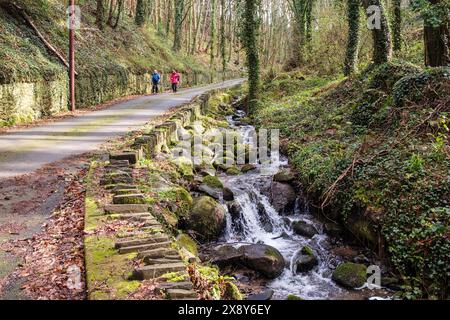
left=69, top=0, right=76, bottom=111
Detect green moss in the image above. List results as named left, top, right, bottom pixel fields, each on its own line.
left=203, top=175, right=224, bottom=189
left=301, top=246, right=314, bottom=256
left=84, top=235, right=138, bottom=300
left=332, top=262, right=367, bottom=289
left=177, top=233, right=198, bottom=256
left=161, top=271, right=189, bottom=283
left=224, top=282, right=244, bottom=300
left=172, top=156, right=194, bottom=180
left=157, top=187, right=193, bottom=218
left=287, top=294, right=304, bottom=300
left=226, top=166, right=241, bottom=176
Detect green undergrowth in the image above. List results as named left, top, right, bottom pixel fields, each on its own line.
left=255, top=63, right=449, bottom=299
left=0, top=0, right=210, bottom=85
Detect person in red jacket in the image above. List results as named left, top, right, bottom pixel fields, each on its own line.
left=170, top=70, right=181, bottom=93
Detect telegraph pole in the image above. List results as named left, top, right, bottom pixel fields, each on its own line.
left=69, top=0, right=76, bottom=112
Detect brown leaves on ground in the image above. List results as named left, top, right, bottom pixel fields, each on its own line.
left=1, top=170, right=87, bottom=300
left=127, top=280, right=164, bottom=300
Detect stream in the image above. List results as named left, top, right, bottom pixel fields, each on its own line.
left=211, top=109, right=392, bottom=300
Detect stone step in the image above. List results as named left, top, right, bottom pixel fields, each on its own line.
left=141, top=221, right=163, bottom=228
left=113, top=189, right=141, bottom=196
left=109, top=160, right=130, bottom=166
left=105, top=166, right=133, bottom=172
left=166, top=289, right=198, bottom=300
left=113, top=194, right=146, bottom=205
left=138, top=248, right=179, bottom=259
left=115, top=235, right=170, bottom=249
left=104, top=204, right=149, bottom=214
left=132, top=262, right=186, bottom=280
left=144, top=258, right=183, bottom=265
left=101, top=171, right=134, bottom=185
left=160, top=282, right=194, bottom=291
left=116, top=231, right=165, bottom=239
left=107, top=184, right=138, bottom=191
left=119, top=241, right=172, bottom=254
left=111, top=213, right=153, bottom=223
left=110, top=152, right=140, bottom=165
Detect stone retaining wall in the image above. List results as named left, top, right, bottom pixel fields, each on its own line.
left=0, top=70, right=242, bottom=127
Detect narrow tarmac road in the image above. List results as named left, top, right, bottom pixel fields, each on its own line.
left=0, top=79, right=244, bottom=179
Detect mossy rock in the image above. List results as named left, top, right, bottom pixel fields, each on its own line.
left=273, top=169, right=295, bottom=182
left=332, top=262, right=367, bottom=289
left=241, top=163, right=257, bottom=173
left=213, top=157, right=235, bottom=170
left=286, top=294, right=304, bottom=300
left=223, top=282, right=244, bottom=300
left=226, top=166, right=241, bottom=176
left=172, top=156, right=194, bottom=181
left=176, top=233, right=198, bottom=256
left=203, top=175, right=223, bottom=189
left=187, top=196, right=226, bottom=241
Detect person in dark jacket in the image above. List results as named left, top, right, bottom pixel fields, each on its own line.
left=152, top=70, right=161, bottom=94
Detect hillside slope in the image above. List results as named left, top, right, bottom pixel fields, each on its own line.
left=255, top=63, right=449, bottom=299
left=0, top=0, right=211, bottom=84
left=0, top=0, right=237, bottom=127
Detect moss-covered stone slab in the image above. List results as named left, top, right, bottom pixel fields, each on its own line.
left=166, top=289, right=197, bottom=300
left=115, top=235, right=170, bottom=249
left=160, top=282, right=194, bottom=290
left=132, top=263, right=187, bottom=280
left=100, top=173, right=134, bottom=186
left=139, top=248, right=179, bottom=260
left=118, top=241, right=172, bottom=254
left=145, top=258, right=184, bottom=265
left=113, top=189, right=141, bottom=196
left=113, top=194, right=146, bottom=205
left=109, top=160, right=130, bottom=166
left=110, top=152, right=139, bottom=165
left=104, top=204, right=149, bottom=214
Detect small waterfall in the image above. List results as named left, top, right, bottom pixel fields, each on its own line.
left=217, top=109, right=390, bottom=300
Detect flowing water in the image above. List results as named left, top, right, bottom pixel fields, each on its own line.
left=216, top=110, right=390, bottom=300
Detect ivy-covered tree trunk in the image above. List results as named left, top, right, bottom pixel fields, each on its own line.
left=362, top=0, right=392, bottom=64
left=96, top=0, right=105, bottom=30
left=343, top=0, right=361, bottom=75
left=392, top=0, right=402, bottom=51
left=220, top=0, right=227, bottom=73
left=135, top=0, right=146, bottom=26
left=305, top=0, right=313, bottom=45
left=173, top=0, right=185, bottom=51
left=290, top=0, right=307, bottom=66
left=210, top=0, right=217, bottom=68
left=240, top=0, right=261, bottom=114
left=112, top=0, right=124, bottom=29
left=423, top=0, right=449, bottom=67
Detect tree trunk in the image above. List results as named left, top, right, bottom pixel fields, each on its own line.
left=241, top=0, right=260, bottom=114
left=135, top=0, right=145, bottom=26
left=392, top=0, right=401, bottom=52
left=343, top=0, right=361, bottom=75
left=210, top=0, right=217, bottom=68
left=424, top=0, right=449, bottom=67
left=362, top=0, right=392, bottom=64
left=113, top=0, right=124, bottom=29
left=96, top=0, right=105, bottom=30
left=220, top=0, right=226, bottom=73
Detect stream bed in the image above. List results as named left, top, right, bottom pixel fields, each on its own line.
left=204, top=109, right=392, bottom=300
